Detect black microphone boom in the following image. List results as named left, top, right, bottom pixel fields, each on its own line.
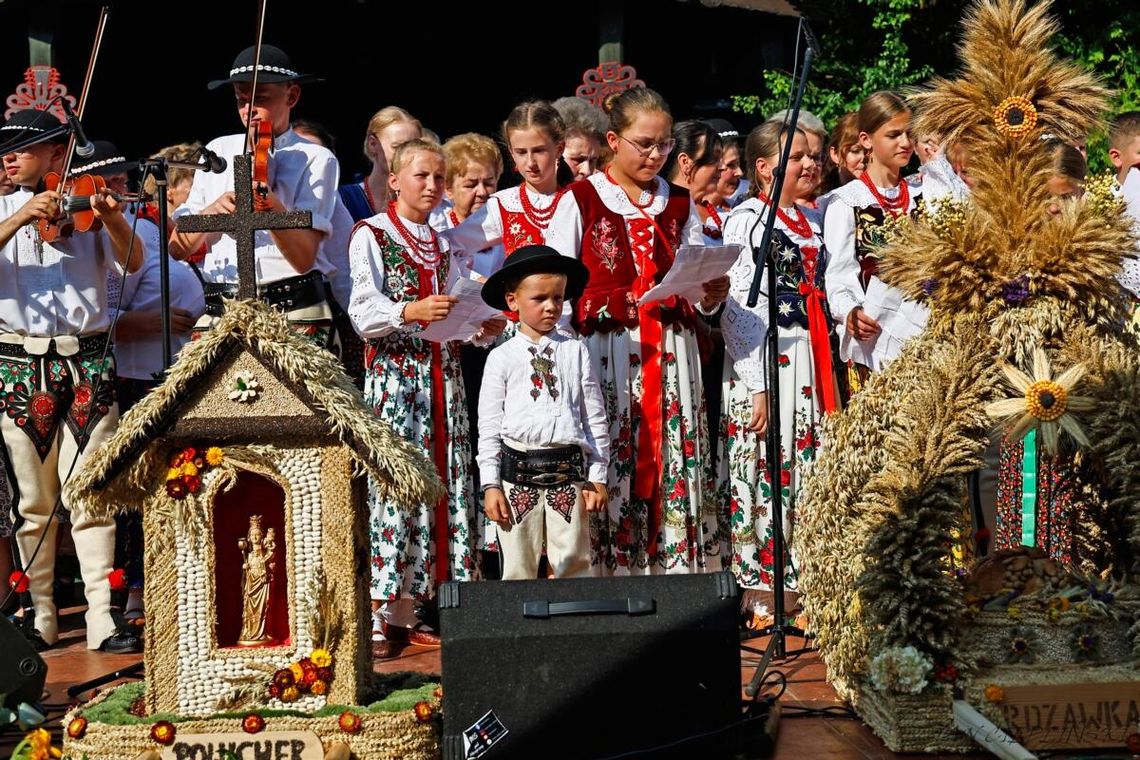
left=60, top=99, right=96, bottom=158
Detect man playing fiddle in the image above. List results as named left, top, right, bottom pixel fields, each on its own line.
left=169, top=44, right=344, bottom=347
left=0, top=107, right=144, bottom=653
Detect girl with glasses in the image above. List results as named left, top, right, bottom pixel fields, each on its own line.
left=545, top=87, right=730, bottom=575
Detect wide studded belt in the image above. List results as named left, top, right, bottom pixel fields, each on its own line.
left=500, top=443, right=584, bottom=488
left=203, top=270, right=327, bottom=317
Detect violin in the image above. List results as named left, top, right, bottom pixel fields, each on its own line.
left=37, top=171, right=149, bottom=242
left=252, top=119, right=272, bottom=211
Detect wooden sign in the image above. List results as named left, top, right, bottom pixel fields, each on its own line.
left=160, top=730, right=323, bottom=760
left=998, top=681, right=1140, bottom=750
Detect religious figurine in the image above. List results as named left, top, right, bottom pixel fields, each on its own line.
left=236, top=515, right=277, bottom=646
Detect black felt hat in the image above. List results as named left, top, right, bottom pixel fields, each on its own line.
left=705, top=118, right=740, bottom=139
left=208, top=44, right=324, bottom=90
left=481, top=245, right=589, bottom=311
left=0, top=108, right=69, bottom=149
left=69, top=140, right=133, bottom=177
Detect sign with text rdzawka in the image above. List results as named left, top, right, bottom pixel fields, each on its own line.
left=998, top=682, right=1140, bottom=750
left=160, top=730, right=323, bottom=760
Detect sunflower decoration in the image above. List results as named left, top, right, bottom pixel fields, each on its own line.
left=985, top=348, right=1094, bottom=455
left=993, top=96, right=1037, bottom=139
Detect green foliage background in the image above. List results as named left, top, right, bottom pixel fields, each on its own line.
left=733, top=0, right=1140, bottom=173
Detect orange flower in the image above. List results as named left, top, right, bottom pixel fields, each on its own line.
left=242, top=713, right=266, bottom=734
left=984, top=684, right=1004, bottom=703
left=433, top=686, right=443, bottom=699
left=310, top=679, right=328, bottom=695
left=66, top=716, right=88, bottom=739
left=205, top=447, right=224, bottom=466
left=413, top=700, right=434, bottom=723
left=150, top=720, right=177, bottom=745
left=281, top=686, right=300, bottom=702
left=338, top=711, right=362, bottom=733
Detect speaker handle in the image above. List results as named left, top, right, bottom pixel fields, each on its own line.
left=522, top=598, right=655, bottom=618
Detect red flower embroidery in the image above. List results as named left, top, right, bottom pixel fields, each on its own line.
left=777, top=355, right=790, bottom=367
left=780, top=469, right=791, bottom=487
left=801, top=385, right=813, bottom=399
left=682, top=439, right=696, bottom=458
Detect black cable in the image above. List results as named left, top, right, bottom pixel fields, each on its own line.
left=0, top=121, right=140, bottom=614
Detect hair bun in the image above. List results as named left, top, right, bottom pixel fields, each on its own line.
left=602, top=92, right=623, bottom=115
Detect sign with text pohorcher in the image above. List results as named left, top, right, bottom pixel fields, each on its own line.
left=998, top=682, right=1140, bottom=750
left=160, top=730, right=323, bottom=760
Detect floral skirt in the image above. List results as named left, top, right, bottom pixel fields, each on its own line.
left=585, top=324, right=725, bottom=574
left=364, top=336, right=477, bottom=600
left=716, top=325, right=822, bottom=590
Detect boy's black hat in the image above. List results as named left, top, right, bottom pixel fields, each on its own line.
left=208, top=44, right=324, bottom=90
left=481, top=245, right=589, bottom=311
left=69, top=140, right=133, bottom=177
left=0, top=109, right=69, bottom=149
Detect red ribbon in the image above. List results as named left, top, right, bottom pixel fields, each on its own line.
left=628, top=216, right=667, bottom=556
left=798, top=246, right=838, bottom=414
left=414, top=261, right=452, bottom=584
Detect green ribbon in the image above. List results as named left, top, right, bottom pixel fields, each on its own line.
left=1020, top=429, right=1037, bottom=547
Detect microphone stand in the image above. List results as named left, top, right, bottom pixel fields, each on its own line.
left=741, top=23, right=815, bottom=701
left=136, top=155, right=216, bottom=371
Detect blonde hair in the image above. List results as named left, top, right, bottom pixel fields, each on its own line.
left=142, top=142, right=202, bottom=196
left=364, top=106, right=422, bottom=160
left=744, top=120, right=804, bottom=196
left=390, top=138, right=444, bottom=175
left=442, top=132, right=503, bottom=187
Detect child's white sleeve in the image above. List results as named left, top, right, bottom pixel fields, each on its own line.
left=578, top=341, right=610, bottom=483
left=476, top=346, right=508, bottom=489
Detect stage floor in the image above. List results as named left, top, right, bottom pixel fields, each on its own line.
left=0, top=603, right=1056, bottom=759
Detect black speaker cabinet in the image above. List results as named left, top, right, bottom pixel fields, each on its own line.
left=439, top=571, right=742, bottom=759
left=0, top=614, right=47, bottom=709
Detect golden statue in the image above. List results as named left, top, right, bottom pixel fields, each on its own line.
left=236, top=516, right=277, bottom=646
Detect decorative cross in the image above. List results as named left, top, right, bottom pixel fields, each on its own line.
left=174, top=153, right=311, bottom=299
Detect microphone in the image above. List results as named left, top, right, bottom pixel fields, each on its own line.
left=60, top=100, right=95, bottom=158
left=198, top=146, right=227, bottom=174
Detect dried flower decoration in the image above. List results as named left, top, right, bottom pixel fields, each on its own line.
left=993, top=96, right=1038, bottom=138
left=228, top=370, right=260, bottom=403
left=985, top=348, right=1094, bottom=455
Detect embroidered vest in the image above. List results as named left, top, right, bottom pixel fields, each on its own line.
left=759, top=229, right=831, bottom=331
left=570, top=179, right=692, bottom=335
left=498, top=203, right=545, bottom=255
left=852, top=200, right=921, bottom=291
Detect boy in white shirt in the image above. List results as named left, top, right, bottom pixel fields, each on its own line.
left=478, top=245, right=609, bottom=579
left=0, top=109, right=145, bottom=652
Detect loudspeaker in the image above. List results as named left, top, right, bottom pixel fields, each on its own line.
left=439, top=571, right=742, bottom=759
left=0, top=614, right=47, bottom=709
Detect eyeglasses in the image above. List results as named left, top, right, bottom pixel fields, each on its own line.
left=618, top=134, right=676, bottom=158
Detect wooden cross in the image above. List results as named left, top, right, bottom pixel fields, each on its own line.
left=174, top=153, right=312, bottom=299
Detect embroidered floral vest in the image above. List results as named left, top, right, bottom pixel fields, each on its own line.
left=498, top=205, right=545, bottom=255
left=852, top=203, right=921, bottom=291
left=762, top=229, right=831, bottom=331
left=570, top=179, right=692, bottom=335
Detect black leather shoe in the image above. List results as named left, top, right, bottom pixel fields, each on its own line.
left=98, top=628, right=143, bottom=654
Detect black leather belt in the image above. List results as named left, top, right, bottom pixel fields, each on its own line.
left=0, top=333, right=109, bottom=358
left=500, top=443, right=584, bottom=488
left=203, top=270, right=327, bottom=317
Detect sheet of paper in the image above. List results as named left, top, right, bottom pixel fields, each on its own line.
left=637, top=244, right=741, bottom=306
left=417, top=277, right=504, bottom=343
left=859, top=277, right=929, bottom=369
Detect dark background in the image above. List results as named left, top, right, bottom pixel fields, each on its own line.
left=0, top=0, right=798, bottom=182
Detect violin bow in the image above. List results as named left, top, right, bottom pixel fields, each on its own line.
left=245, top=0, right=269, bottom=157
left=59, top=5, right=110, bottom=183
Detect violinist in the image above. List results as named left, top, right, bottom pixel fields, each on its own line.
left=0, top=108, right=144, bottom=654
left=169, top=44, right=343, bottom=348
